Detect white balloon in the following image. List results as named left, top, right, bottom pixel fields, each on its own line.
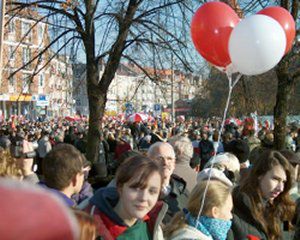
left=229, top=14, right=286, bottom=76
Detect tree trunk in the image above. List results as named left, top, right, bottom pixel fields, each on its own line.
left=273, top=60, right=293, bottom=150
left=85, top=58, right=105, bottom=164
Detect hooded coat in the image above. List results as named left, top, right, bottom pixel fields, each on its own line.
left=86, top=187, right=167, bottom=240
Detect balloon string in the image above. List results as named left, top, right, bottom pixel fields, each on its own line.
left=195, top=72, right=242, bottom=226
left=232, top=73, right=242, bottom=88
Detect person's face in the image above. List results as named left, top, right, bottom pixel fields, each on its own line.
left=152, top=145, right=175, bottom=183
left=74, top=170, right=85, bottom=194
left=201, top=132, right=208, bottom=140
left=213, top=195, right=233, bottom=220
left=259, top=164, right=287, bottom=201
left=17, top=140, right=34, bottom=171
left=118, top=172, right=161, bottom=221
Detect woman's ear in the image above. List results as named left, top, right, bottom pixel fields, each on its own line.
left=258, top=176, right=262, bottom=181
left=211, top=206, right=220, bottom=219
left=116, top=184, right=123, bottom=195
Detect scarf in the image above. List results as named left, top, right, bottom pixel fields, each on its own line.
left=184, top=209, right=232, bottom=240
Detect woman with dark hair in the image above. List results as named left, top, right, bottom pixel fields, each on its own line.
left=86, top=155, right=166, bottom=239
left=228, top=149, right=295, bottom=240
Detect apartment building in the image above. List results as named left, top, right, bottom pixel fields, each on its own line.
left=1, top=10, right=74, bottom=118
left=73, top=62, right=202, bottom=116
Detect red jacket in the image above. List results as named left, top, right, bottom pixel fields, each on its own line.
left=114, top=142, right=131, bottom=160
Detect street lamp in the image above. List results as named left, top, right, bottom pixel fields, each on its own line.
left=0, top=0, right=6, bottom=85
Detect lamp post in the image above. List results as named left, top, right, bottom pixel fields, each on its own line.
left=0, top=0, right=6, bottom=120
left=171, top=54, right=175, bottom=122
left=0, top=0, right=6, bottom=85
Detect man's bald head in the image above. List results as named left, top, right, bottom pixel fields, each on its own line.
left=148, top=142, right=175, bottom=159
left=147, top=142, right=176, bottom=186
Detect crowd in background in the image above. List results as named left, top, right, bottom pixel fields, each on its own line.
left=1, top=115, right=300, bottom=239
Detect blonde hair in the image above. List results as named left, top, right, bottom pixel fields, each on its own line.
left=0, top=149, right=22, bottom=178
left=164, top=180, right=232, bottom=238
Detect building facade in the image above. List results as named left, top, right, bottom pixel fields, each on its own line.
left=73, top=62, right=202, bottom=117
left=1, top=11, right=74, bottom=119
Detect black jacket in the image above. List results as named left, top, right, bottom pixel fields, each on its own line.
left=160, top=174, right=189, bottom=224
left=198, top=139, right=214, bottom=170
left=227, top=187, right=268, bottom=240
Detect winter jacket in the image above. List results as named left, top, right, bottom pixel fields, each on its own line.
left=0, top=135, right=11, bottom=149
left=86, top=187, right=167, bottom=240
left=227, top=187, right=268, bottom=240
left=245, top=136, right=261, bottom=152
left=168, top=224, right=212, bottom=240
left=72, top=181, right=93, bottom=205
left=38, top=182, right=75, bottom=207
left=199, top=140, right=214, bottom=171
left=37, top=136, right=52, bottom=158
left=173, top=161, right=197, bottom=193
left=161, top=174, right=189, bottom=224
left=114, top=142, right=131, bottom=160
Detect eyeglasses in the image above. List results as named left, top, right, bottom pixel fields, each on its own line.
left=155, top=155, right=175, bottom=162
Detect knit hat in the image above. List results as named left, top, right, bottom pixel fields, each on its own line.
left=197, top=168, right=233, bottom=186
left=224, top=139, right=250, bottom=164
left=0, top=179, right=79, bottom=240
left=204, top=153, right=240, bottom=183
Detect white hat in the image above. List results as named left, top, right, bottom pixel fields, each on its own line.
left=197, top=168, right=233, bottom=186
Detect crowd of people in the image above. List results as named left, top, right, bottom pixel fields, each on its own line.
left=1, top=115, right=300, bottom=239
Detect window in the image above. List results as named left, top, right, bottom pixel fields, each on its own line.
left=38, top=25, right=44, bottom=43
left=22, top=48, right=31, bottom=69
left=39, top=74, right=44, bottom=87
left=8, top=20, right=15, bottom=34
left=8, top=71, right=16, bottom=93
left=22, top=22, right=32, bottom=41
left=8, top=46, right=15, bottom=61
left=22, top=73, right=31, bottom=93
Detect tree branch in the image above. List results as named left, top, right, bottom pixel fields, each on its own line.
left=9, top=1, right=85, bottom=36
left=9, top=29, right=76, bottom=78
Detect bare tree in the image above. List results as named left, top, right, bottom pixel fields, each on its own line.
left=272, top=0, right=300, bottom=149
left=6, top=0, right=201, bottom=163
left=222, top=0, right=299, bottom=149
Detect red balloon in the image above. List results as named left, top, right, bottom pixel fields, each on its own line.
left=258, top=6, right=296, bottom=54
left=191, top=2, right=240, bottom=68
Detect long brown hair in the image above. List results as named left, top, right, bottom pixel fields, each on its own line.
left=116, top=155, right=163, bottom=190
left=240, top=149, right=295, bottom=240
left=72, top=209, right=97, bottom=240
left=164, top=180, right=232, bottom=238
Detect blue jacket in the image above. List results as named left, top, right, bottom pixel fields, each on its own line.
left=38, top=182, right=75, bottom=207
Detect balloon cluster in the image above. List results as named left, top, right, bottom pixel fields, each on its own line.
left=191, top=2, right=296, bottom=76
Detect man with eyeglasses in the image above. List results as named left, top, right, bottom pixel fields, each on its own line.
left=148, top=142, right=189, bottom=223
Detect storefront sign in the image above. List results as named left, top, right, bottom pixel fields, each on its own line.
left=9, top=94, right=32, bottom=101
left=36, top=94, right=49, bottom=107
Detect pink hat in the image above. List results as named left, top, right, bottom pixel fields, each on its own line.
left=0, top=179, right=79, bottom=240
